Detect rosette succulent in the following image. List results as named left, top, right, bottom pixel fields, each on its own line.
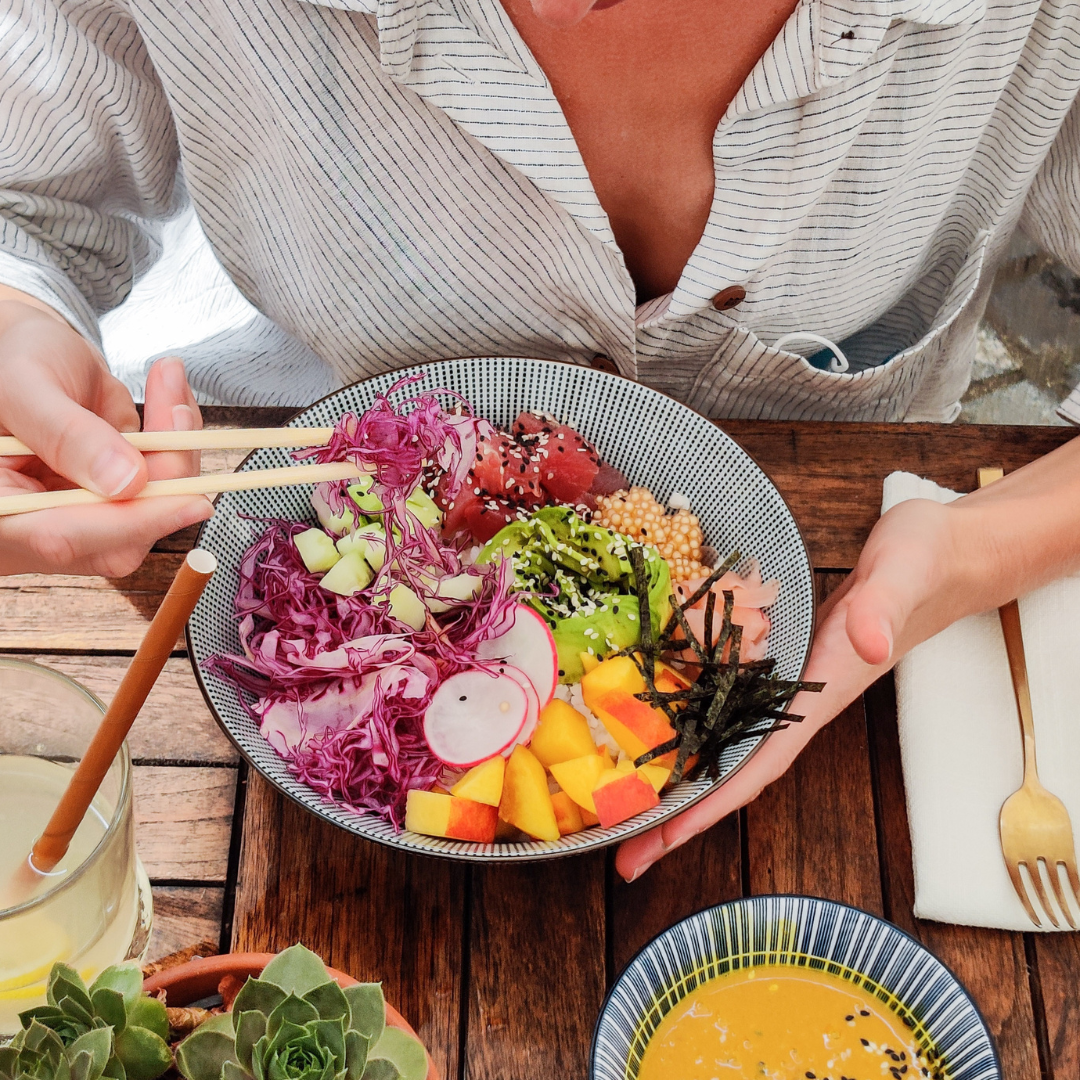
left=11, top=965, right=171, bottom=1080
left=0, top=1021, right=112, bottom=1080
left=175, top=946, right=426, bottom=1080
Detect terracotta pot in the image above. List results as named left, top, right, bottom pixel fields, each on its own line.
left=144, top=953, right=438, bottom=1080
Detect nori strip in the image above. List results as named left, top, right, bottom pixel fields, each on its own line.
left=625, top=549, right=824, bottom=784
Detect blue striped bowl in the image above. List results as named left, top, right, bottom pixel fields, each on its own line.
left=591, top=895, right=1000, bottom=1080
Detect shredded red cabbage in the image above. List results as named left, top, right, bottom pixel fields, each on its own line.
left=204, top=379, right=521, bottom=828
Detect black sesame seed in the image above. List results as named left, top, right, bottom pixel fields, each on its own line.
left=458, top=695, right=467, bottom=701
left=558, top=669, right=565, bottom=676
left=845, top=1015, right=854, bottom=1022
left=860, top=1010, right=870, bottom=1017
left=860, top=1039, right=869, bottom=1047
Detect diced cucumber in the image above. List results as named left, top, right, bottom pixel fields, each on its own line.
left=320, top=551, right=374, bottom=596
left=337, top=524, right=387, bottom=571
left=347, top=480, right=384, bottom=516
left=376, top=583, right=427, bottom=631
left=405, top=488, right=443, bottom=529
left=294, top=528, right=341, bottom=573
left=425, top=572, right=482, bottom=613
left=311, top=485, right=362, bottom=536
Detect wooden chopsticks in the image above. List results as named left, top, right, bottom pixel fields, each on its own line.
left=0, top=427, right=368, bottom=517
left=0, top=427, right=335, bottom=457
left=0, top=461, right=366, bottom=517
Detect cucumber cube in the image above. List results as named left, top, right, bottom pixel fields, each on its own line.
left=320, top=550, right=374, bottom=596
left=294, top=528, right=341, bottom=573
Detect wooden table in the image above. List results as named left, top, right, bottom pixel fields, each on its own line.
left=6, top=412, right=1078, bottom=1079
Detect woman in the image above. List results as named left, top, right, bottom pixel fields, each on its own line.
left=2, top=0, right=1079, bottom=879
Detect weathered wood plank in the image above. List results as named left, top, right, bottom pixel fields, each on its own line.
left=467, top=856, right=606, bottom=1080
left=864, top=673, right=1042, bottom=1080
left=148, top=886, right=224, bottom=962
left=2, top=654, right=235, bottom=763
left=745, top=574, right=883, bottom=912
left=134, top=765, right=236, bottom=882
left=722, top=421, right=1075, bottom=570
left=0, top=554, right=187, bottom=651
left=231, top=774, right=463, bottom=1080
left=611, top=817, right=742, bottom=978
left=1033, top=934, right=1080, bottom=1078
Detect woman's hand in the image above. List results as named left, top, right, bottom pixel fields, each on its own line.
left=0, top=297, right=213, bottom=576
left=615, top=492, right=1024, bottom=882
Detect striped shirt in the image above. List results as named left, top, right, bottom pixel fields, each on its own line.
left=3, top=0, right=1080, bottom=419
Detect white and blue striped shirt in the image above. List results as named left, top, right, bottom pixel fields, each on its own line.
left=3, top=0, right=1080, bottom=419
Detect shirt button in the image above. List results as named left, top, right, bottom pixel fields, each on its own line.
left=590, top=354, right=619, bottom=374
left=711, top=285, right=746, bottom=311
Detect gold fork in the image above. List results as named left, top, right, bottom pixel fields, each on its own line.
left=979, top=466, right=1080, bottom=928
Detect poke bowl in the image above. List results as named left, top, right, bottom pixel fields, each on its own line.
left=187, top=357, right=815, bottom=861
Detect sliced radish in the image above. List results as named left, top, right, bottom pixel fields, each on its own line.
left=423, top=669, right=528, bottom=768
left=493, top=664, right=540, bottom=753
left=475, top=604, right=558, bottom=706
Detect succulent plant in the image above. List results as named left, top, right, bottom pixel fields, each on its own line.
left=175, top=946, right=426, bottom=1080
left=14, top=964, right=172, bottom=1080
left=0, top=1020, right=113, bottom=1080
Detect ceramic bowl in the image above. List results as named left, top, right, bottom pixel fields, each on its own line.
left=188, top=357, right=814, bottom=861
left=591, top=894, right=1001, bottom=1080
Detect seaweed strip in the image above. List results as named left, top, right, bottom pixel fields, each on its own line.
left=677, top=551, right=741, bottom=612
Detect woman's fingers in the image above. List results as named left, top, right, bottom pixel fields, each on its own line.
left=615, top=580, right=894, bottom=883
left=0, top=313, right=147, bottom=499
left=0, top=486, right=213, bottom=576
left=142, top=357, right=203, bottom=480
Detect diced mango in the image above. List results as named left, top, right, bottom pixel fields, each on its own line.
left=499, top=746, right=559, bottom=841
left=549, top=753, right=614, bottom=814
left=638, top=762, right=672, bottom=794
left=581, top=656, right=677, bottom=761
left=592, top=772, right=660, bottom=829
left=405, top=790, right=498, bottom=843
left=550, top=791, right=585, bottom=836
left=450, top=756, right=505, bottom=807
left=580, top=806, right=600, bottom=827
left=579, top=651, right=600, bottom=675
left=529, top=700, right=597, bottom=768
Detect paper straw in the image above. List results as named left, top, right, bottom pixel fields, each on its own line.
left=6, top=550, right=217, bottom=902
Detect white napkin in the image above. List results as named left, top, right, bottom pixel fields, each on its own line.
left=884, top=471, right=1080, bottom=930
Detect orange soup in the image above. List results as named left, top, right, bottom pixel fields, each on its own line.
left=638, top=963, right=940, bottom=1080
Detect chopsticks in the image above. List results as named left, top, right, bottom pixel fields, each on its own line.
left=0, top=461, right=366, bottom=517
left=0, top=427, right=335, bottom=457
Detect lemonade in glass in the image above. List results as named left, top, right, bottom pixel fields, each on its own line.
left=0, top=658, right=152, bottom=1034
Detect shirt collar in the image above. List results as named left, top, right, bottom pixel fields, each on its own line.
left=296, top=0, right=987, bottom=84
left=727, top=0, right=987, bottom=118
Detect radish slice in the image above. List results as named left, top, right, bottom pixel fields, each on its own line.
left=493, top=664, right=540, bottom=754
left=423, top=669, right=528, bottom=767
left=475, top=604, right=558, bottom=706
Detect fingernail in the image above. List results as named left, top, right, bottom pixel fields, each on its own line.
left=89, top=448, right=140, bottom=497
left=879, top=617, right=894, bottom=662
left=160, top=357, right=187, bottom=398
left=627, top=862, right=652, bottom=883
left=172, top=404, right=196, bottom=431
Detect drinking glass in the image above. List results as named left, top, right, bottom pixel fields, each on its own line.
left=0, top=658, right=152, bottom=1034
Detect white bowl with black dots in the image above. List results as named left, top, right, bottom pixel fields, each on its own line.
left=186, top=358, right=815, bottom=862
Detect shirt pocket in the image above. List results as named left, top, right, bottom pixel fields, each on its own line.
left=685, top=230, right=993, bottom=423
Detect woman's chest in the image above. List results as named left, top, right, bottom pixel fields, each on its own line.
left=498, top=0, right=800, bottom=301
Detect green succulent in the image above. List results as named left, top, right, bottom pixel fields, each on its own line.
left=175, top=946, right=426, bottom=1080
left=15, top=964, right=171, bottom=1080
left=0, top=1020, right=112, bottom=1080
